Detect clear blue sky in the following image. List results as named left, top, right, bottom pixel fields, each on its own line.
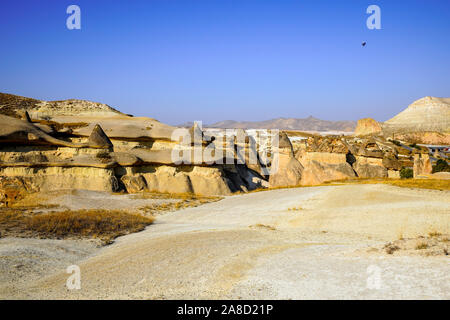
left=1, top=0, right=449, bottom=125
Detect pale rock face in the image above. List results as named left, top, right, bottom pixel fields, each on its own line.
left=354, top=156, right=384, bottom=166
left=120, top=175, right=147, bottom=193
left=0, top=166, right=118, bottom=192
left=354, top=118, right=382, bottom=136
left=188, top=166, right=233, bottom=195
left=352, top=160, right=388, bottom=178
left=301, top=160, right=355, bottom=185
left=299, top=152, right=347, bottom=166
left=388, top=170, right=400, bottom=179
left=268, top=133, right=303, bottom=188
left=413, top=153, right=432, bottom=178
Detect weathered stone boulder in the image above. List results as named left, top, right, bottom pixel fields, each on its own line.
left=306, top=136, right=349, bottom=153
left=141, top=166, right=194, bottom=194
left=301, top=160, right=356, bottom=185
left=388, top=170, right=400, bottom=179
left=353, top=161, right=388, bottom=178
left=269, top=133, right=303, bottom=188
left=88, top=124, right=114, bottom=150
left=413, top=153, right=432, bottom=178
left=188, top=166, right=233, bottom=195
left=121, top=175, right=147, bottom=193
left=382, top=153, right=402, bottom=171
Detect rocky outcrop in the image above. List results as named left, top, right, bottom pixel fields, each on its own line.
left=88, top=124, right=114, bottom=149
left=352, top=161, right=388, bottom=178
left=354, top=118, right=382, bottom=136
left=0, top=94, right=275, bottom=195
left=413, top=153, right=432, bottom=178
left=301, top=161, right=355, bottom=185
left=269, top=133, right=303, bottom=187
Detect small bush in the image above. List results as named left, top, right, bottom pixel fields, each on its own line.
left=400, top=167, right=413, bottom=179
left=415, top=243, right=428, bottom=250
left=432, top=159, right=450, bottom=173
left=95, top=152, right=111, bottom=159
left=391, top=140, right=402, bottom=146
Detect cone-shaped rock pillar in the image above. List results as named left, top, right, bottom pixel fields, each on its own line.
left=88, top=124, right=113, bottom=149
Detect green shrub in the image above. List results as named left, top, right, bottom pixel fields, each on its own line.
left=432, top=159, right=450, bottom=173
left=400, top=167, right=413, bottom=179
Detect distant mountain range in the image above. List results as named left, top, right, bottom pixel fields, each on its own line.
left=179, top=116, right=356, bottom=132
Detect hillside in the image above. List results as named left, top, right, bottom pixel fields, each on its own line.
left=0, top=92, right=124, bottom=119
left=383, top=96, right=450, bottom=134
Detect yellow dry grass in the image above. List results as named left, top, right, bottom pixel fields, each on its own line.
left=249, top=224, right=277, bottom=231
left=0, top=208, right=154, bottom=244
left=249, top=178, right=450, bottom=193
left=134, top=191, right=222, bottom=215
left=332, top=178, right=450, bottom=191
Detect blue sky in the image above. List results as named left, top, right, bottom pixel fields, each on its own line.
left=1, top=0, right=449, bottom=125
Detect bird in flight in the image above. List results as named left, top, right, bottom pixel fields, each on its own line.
left=362, top=41, right=367, bottom=47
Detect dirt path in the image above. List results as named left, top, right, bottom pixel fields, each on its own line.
left=1, top=184, right=449, bottom=299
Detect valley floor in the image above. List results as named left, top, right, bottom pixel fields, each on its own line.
left=1, top=184, right=449, bottom=299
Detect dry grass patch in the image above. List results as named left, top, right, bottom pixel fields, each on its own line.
left=415, top=243, right=429, bottom=250
left=375, top=234, right=449, bottom=256
left=135, top=192, right=222, bottom=215
left=250, top=177, right=450, bottom=193
left=0, top=208, right=154, bottom=244
left=249, top=224, right=277, bottom=231
left=327, top=178, right=450, bottom=191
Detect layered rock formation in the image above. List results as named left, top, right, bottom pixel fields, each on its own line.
left=268, top=133, right=303, bottom=187
left=0, top=93, right=272, bottom=197
left=291, top=134, right=424, bottom=185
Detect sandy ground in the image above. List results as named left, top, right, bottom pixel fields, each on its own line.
left=0, top=184, right=449, bottom=299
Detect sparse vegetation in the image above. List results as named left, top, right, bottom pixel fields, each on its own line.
left=250, top=224, right=276, bottom=231
left=95, top=152, right=112, bottom=160
left=377, top=234, right=449, bottom=256
left=428, top=231, right=442, bottom=237
left=136, top=192, right=222, bottom=215
left=0, top=208, right=154, bottom=244
left=325, top=177, right=450, bottom=190
left=383, top=243, right=400, bottom=254
left=400, top=167, right=413, bottom=179
left=409, top=143, right=420, bottom=150
left=415, top=243, right=429, bottom=250
left=432, top=159, right=450, bottom=173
